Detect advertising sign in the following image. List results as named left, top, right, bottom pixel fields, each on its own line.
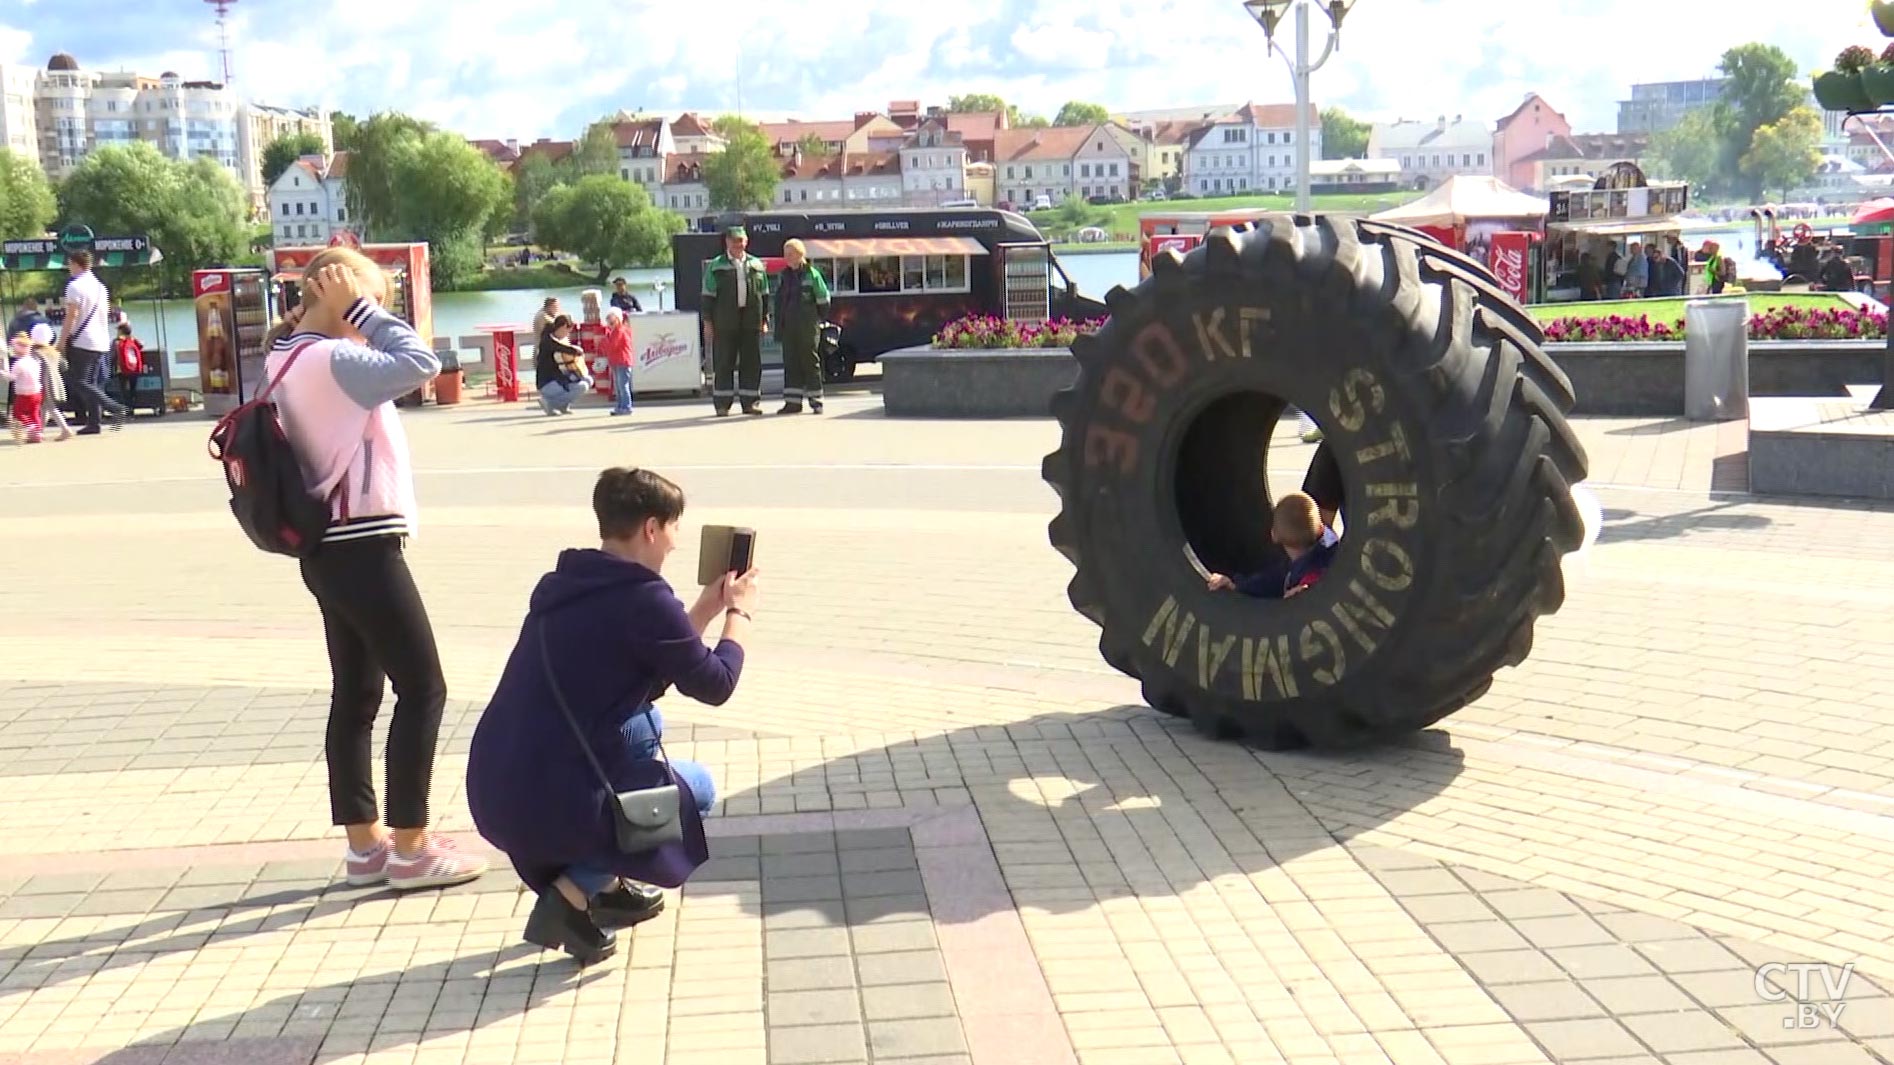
left=1489, top=232, right=1534, bottom=306
left=630, top=313, right=704, bottom=394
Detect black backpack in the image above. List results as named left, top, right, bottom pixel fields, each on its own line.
left=207, top=342, right=331, bottom=558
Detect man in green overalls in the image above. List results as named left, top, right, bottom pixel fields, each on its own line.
left=773, top=238, right=832, bottom=414
left=701, top=223, right=770, bottom=416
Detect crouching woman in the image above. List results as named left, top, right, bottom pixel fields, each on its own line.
left=467, top=467, right=758, bottom=965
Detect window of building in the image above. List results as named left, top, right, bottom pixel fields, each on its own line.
left=1109, top=163, right=1118, bottom=176
left=280, top=202, right=289, bottom=217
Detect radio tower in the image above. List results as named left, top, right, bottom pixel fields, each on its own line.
left=204, top=0, right=237, bottom=83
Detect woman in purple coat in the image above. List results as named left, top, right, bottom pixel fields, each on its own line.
left=467, top=467, right=758, bottom=965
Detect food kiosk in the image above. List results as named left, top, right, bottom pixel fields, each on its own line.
left=1541, top=163, right=1692, bottom=301
left=1367, top=175, right=1549, bottom=290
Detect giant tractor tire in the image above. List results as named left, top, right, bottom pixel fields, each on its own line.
left=1042, top=215, right=1589, bottom=750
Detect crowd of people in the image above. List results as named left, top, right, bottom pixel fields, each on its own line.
left=4, top=251, right=144, bottom=444
left=524, top=224, right=835, bottom=420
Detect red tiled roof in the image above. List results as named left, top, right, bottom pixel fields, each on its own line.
left=517, top=138, right=574, bottom=162
left=994, top=125, right=1096, bottom=162
left=1230, top=102, right=1320, bottom=128
left=469, top=138, right=520, bottom=163
left=665, top=151, right=714, bottom=182
left=671, top=112, right=712, bottom=138
left=326, top=151, right=350, bottom=179
left=947, top=111, right=1004, bottom=140
left=613, top=118, right=665, bottom=151
left=1518, top=131, right=1648, bottom=163
left=1496, top=93, right=1568, bottom=131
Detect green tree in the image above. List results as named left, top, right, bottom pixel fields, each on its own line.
left=1017, top=113, right=1051, bottom=129
left=1053, top=101, right=1111, bottom=127
left=330, top=111, right=361, bottom=152
left=1741, top=106, right=1824, bottom=201
left=533, top=175, right=684, bottom=281
left=702, top=118, right=779, bottom=211
left=343, top=111, right=435, bottom=238
left=1716, top=42, right=1805, bottom=201
left=513, top=151, right=564, bottom=235
left=948, top=93, right=1019, bottom=126
left=56, top=142, right=247, bottom=291
left=795, top=132, right=828, bottom=157
left=260, top=130, right=327, bottom=187
left=570, top=120, right=620, bottom=178
left=1649, top=106, right=1727, bottom=193
left=1319, top=107, right=1370, bottom=159
left=0, top=148, right=56, bottom=241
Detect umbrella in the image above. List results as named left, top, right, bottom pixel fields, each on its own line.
left=1852, top=199, right=1894, bottom=226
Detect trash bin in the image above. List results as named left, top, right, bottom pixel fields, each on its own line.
left=1684, top=298, right=1749, bottom=421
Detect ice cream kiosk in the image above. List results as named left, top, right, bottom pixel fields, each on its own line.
left=266, top=237, right=434, bottom=400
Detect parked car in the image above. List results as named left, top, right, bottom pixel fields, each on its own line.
left=1031, top=196, right=1053, bottom=211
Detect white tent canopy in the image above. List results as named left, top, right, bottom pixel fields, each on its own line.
left=1371, top=175, right=1549, bottom=228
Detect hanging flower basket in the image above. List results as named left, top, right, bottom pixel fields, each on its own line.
left=1815, top=71, right=1874, bottom=112
left=1875, top=0, right=1894, bottom=36
left=1866, top=64, right=1894, bottom=105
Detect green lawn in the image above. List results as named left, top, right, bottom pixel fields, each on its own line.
left=1525, top=293, right=1856, bottom=322
left=1026, top=192, right=1414, bottom=240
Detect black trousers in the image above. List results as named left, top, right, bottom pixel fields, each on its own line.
left=65, top=348, right=123, bottom=427
left=298, top=535, right=447, bottom=829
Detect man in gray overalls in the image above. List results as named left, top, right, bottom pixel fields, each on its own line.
left=700, top=224, right=769, bottom=416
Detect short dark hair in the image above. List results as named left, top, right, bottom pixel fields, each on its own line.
left=68, top=250, right=92, bottom=270
left=550, top=313, right=574, bottom=331
left=594, top=467, right=686, bottom=540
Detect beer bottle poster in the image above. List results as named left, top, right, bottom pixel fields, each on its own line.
left=196, top=289, right=233, bottom=396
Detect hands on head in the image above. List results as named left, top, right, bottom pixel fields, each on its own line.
left=302, top=263, right=367, bottom=312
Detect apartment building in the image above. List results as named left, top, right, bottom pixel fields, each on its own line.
left=1181, top=102, right=1323, bottom=195
left=266, top=152, right=351, bottom=244
left=0, top=64, right=37, bottom=165
left=1368, top=115, right=1493, bottom=189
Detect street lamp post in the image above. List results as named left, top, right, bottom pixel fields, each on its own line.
left=1243, top=0, right=1358, bottom=213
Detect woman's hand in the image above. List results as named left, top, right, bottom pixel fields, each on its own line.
left=304, top=263, right=365, bottom=310
left=724, top=567, right=760, bottom=615
left=1206, top=574, right=1235, bottom=592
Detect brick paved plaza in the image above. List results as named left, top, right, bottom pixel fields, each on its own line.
left=2, top=393, right=1893, bottom=1065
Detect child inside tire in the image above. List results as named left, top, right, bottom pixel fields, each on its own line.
left=1207, top=492, right=1337, bottom=600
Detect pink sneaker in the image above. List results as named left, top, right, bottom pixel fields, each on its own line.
left=386, top=835, right=488, bottom=891
left=345, top=840, right=390, bottom=886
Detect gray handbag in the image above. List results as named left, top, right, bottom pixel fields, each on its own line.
left=536, top=620, right=684, bottom=854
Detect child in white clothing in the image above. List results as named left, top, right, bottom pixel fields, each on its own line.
left=8, top=332, right=46, bottom=443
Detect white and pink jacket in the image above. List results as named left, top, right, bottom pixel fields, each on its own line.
left=264, top=299, right=440, bottom=544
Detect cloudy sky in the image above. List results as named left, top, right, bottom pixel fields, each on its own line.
left=0, top=0, right=1868, bottom=140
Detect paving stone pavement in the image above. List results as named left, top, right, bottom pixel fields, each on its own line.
left=2, top=396, right=1893, bottom=1065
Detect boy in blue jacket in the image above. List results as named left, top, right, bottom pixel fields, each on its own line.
left=1207, top=492, right=1338, bottom=599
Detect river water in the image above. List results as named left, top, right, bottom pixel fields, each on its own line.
left=92, top=227, right=1759, bottom=357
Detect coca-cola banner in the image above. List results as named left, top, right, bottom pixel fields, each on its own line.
left=1489, top=232, right=1533, bottom=306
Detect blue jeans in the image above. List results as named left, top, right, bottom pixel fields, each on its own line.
left=610, top=365, right=634, bottom=414
left=539, top=378, right=585, bottom=414
left=567, top=706, right=715, bottom=896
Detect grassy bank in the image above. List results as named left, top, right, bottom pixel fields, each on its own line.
left=1026, top=191, right=1414, bottom=239
left=1050, top=241, right=1138, bottom=254
left=1525, top=293, right=1853, bottom=322
left=441, top=263, right=601, bottom=293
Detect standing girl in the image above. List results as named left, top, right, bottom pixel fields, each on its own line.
left=267, top=248, right=486, bottom=891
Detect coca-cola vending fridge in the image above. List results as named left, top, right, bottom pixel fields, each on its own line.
left=1487, top=231, right=1541, bottom=307
left=193, top=267, right=275, bottom=416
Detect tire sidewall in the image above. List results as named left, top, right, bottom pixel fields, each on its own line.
left=1064, top=258, right=1441, bottom=712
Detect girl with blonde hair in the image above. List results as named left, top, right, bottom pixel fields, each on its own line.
left=266, top=246, right=486, bottom=892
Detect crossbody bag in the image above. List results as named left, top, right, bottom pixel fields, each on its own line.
left=535, top=620, right=683, bottom=854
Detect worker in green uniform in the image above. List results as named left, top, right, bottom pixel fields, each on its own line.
left=701, top=223, right=770, bottom=416
left=773, top=238, right=832, bottom=415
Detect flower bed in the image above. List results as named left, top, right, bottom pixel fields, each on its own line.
left=1541, top=305, right=1887, bottom=344
left=932, top=314, right=1108, bottom=350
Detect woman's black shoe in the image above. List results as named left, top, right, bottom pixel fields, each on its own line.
left=592, top=881, right=666, bottom=928
left=522, top=888, right=617, bottom=966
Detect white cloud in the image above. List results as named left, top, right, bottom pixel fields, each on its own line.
left=0, top=0, right=1872, bottom=140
